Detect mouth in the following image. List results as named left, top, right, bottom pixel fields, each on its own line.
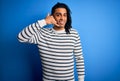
left=57, top=21, right=65, bottom=25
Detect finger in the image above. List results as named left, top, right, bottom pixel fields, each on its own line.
left=50, top=16, right=60, bottom=26
left=54, top=22, right=60, bottom=27
left=47, top=13, right=50, bottom=16
left=55, top=24, right=60, bottom=27
left=47, top=13, right=50, bottom=17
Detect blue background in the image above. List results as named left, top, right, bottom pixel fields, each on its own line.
left=1, top=0, right=120, bottom=81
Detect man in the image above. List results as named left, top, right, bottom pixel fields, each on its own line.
left=18, top=2, right=85, bottom=81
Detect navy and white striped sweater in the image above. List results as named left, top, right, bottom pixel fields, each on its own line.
left=18, top=20, right=85, bottom=81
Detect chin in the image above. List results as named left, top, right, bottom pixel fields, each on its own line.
left=58, top=25, right=64, bottom=28
left=59, top=24, right=65, bottom=27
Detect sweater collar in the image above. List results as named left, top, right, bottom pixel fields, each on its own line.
left=52, top=28, right=65, bottom=34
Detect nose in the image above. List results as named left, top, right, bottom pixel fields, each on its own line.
left=60, top=15, right=64, bottom=20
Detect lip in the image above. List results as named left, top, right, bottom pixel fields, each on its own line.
left=57, top=21, right=64, bottom=25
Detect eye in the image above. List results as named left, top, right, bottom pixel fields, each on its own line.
left=55, top=13, right=61, bottom=17
left=56, top=14, right=60, bottom=17
left=64, top=13, right=67, bottom=17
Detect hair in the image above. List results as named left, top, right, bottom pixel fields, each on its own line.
left=51, top=2, right=72, bottom=34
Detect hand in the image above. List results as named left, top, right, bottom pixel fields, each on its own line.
left=45, top=13, right=59, bottom=27
left=78, top=76, right=84, bottom=81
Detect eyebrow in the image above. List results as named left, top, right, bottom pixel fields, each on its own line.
left=55, top=12, right=67, bottom=15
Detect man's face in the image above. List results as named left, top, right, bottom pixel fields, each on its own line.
left=53, top=8, right=67, bottom=28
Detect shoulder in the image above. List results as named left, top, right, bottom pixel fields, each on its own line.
left=41, top=28, right=52, bottom=32
left=70, top=28, right=79, bottom=35
left=69, top=28, right=81, bottom=40
left=38, top=28, right=53, bottom=35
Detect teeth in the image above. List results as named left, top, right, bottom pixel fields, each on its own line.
left=59, top=21, right=64, bottom=24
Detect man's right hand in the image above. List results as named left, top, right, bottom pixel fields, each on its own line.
left=45, top=13, right=59, bottom=27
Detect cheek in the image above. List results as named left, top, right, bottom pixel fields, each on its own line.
left=65, top=18, right=67, bottom=22
left=54, top=17, right=60, bottom=21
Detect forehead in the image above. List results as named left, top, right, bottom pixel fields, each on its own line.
left=54, top=8, right=67, bottom=14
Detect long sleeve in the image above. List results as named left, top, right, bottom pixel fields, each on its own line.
left=17, top=19, right=46, bottom=44
left=73, top=33, right=85, bottom=81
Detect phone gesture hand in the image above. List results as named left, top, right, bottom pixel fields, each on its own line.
left=45, top=13, right=59, bottom=27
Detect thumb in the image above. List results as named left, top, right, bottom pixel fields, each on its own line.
left=47, top=13, right=50, bottom=17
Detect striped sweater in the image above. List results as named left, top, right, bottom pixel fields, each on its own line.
left=18, top=19, right=85, bottom=81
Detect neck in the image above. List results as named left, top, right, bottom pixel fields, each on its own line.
left=53, top=26, right=65, bottom=31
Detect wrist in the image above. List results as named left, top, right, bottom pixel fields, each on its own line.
left=38, top=19, right=47, bottom=27
left=78, top=75, right=85, bottom=81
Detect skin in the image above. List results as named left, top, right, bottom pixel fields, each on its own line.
left=45, top=8, right=67, bottom=31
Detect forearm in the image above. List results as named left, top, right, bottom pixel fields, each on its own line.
left=17, top=19, right=46, bottom=43
left=76, top=55, right=85, bottom=81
